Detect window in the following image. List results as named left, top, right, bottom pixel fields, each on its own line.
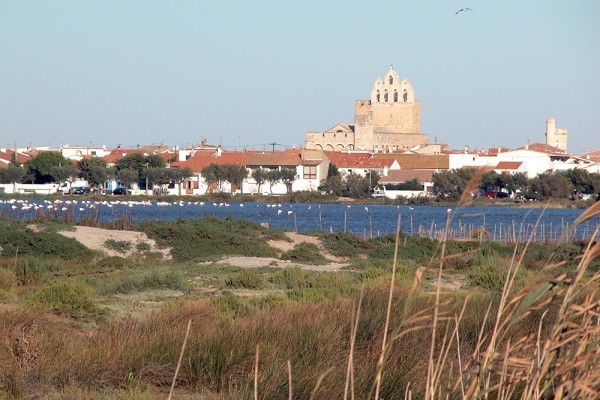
left=91, top=151, right=97, bottom=155
left=303, top=165, right=317, bottom=179
left=389, top=76, right=393, bottom=84
left=394, top=90, right=398, bottom=102
left=384, top=90, right=388, bottom=102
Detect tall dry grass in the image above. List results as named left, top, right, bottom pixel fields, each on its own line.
left=0, top=183, right=598, bottom=398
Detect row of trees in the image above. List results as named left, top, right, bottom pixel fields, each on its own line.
left=200, top=164, right=298, bottom=194
left=432, top=168, right=600, bottom=201
left=0, top=152, right=193, bottom=194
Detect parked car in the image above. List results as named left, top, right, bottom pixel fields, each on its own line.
left=71, top=186, right=91, bottom=195
left=485, top=191, right=509, bottom=199
left=113, top=188, right=129, bottom=195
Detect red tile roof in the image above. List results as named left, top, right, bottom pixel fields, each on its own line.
left=325, top=152, right=394, bottom=169
left=171, top=152, right=250, bottom=173
left=0, top=150, right=31, bottom=165
left=516, top=143, right=566, bottom=154
left=580, top=149, right=600, bottom=163
left=379, top=170, right=435, bottom=183
left=245, top=149, right=303, bottom=167
left=495, top=161, right=523, bottom=170
left=373, top=154, right=449, bottom=170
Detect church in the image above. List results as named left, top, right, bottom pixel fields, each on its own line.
left=305, top=66, right=429, bottom=152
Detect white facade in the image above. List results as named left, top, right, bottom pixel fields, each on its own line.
left=449, top=149, right=593, bottom=178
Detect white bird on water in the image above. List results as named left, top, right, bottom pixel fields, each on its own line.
left=455, top=7, right=473, bottom=15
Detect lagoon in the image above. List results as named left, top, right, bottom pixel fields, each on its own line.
left=1, top=199, right=598, bottom=241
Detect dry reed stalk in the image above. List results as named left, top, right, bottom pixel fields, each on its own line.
left=167, top=319, right=192, bottom=400
left=425, top=209, right=453, bottom=400
left=344, top=287, right=363, bottom=400
left=254, top=344, right=259, bottom=400
left=309, top=367, right=333, bottom=400
left=459, top=167, right=492, bottom=206
left=373, top=212, right=402, bottom=399
left=287, top=359, right=292, bottom=400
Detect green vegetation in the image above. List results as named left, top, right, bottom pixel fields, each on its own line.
left=139, top=216, right=279, bottom=261
left=0, top=211, right=597, bottom=399
left=103, top=239, right=132, bottom=254
left=280, top=242, right=328, bottom=264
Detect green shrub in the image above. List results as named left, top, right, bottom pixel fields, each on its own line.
left=15, top=256, right=65, bottom=285
left=280, top=242, right=328, bottom=265
left=135, top=242, right=152, bottom=253
left=95, top=270, right=188, bottom=295
left=29, top=280, right=99, bottom=317
left=139, top=217, right=279, bottom=261
left=320, top=232, right=370, bottom=258
left=104, top=239, right=133, bottom=254
left=224, top=270, right=265, bottom=289
left=211, top=293, right=256, bottom=318
left=95, top=256, right=135, bottom=271
left=0, top=219, right=93, bottom=260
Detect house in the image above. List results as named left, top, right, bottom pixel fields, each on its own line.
left=0, top=149, right=31, bottom=168
left=325, top=151, right=399, bottom=178
left=245, top=149, right=329, bottom=195
left=378, top=170, right=435, bottom=198
left=170, top=150, right=250, bottom=195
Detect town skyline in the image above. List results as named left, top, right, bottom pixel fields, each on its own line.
left=1, top=1, right=599, bottom=153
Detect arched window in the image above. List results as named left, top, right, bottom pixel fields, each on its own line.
left=403, top=89, right=408, bottom=102
left=384, top=90, right=388, bottom=102
left=376, top=91, right=380, bottom=102
left=389, top=76, right=393, bottom=85
left=394, top=90, right=398, bottom=102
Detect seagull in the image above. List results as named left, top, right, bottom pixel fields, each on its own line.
left=455, top=7, right=473, bottom=14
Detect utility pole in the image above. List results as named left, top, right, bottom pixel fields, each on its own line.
left=269, top=142, right=277, bottom=153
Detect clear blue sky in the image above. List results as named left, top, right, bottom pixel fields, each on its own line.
left=1, top=0, right=599, bottom=153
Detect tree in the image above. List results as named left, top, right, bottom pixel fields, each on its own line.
left=343, top=174, right=370, bottom=198
left=78, top=158, right=109, bottom=190
left=116, top=169, right=139, bottom=189
left=432, top=168, right=477, bottom=201
left=1, top=164, right=26, bottom=192
left=505, top=173, right=528, bottom=197
left=252, top=168, right=269, bottom=194
left=166, top=167, right=194, bottom=196
left=27, top=152, right=71, bottom=183
left=223, top=165, right=248, bottom=194
left=526, top=172, right=573, bottom=200
left=201, top=164, right=227, bottom=193
left=318, top=174, right=343, bottom=196
left=565, top=169, right=600, bottom=195
left=279, top=168, right=297, bottom=194
left=319, top=163, right=343, bottom=195
left=141, top=167, right=169, bottom=193
left=116, top=153, right=147, bottom=173
left=146, top=154, right=167, bottom=168
left=367, top=169, right=381, bottom=189
left=50, top=164, right=80, bottom=186
left=266, top=169, right=281, bottom=194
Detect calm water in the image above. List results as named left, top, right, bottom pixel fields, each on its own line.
left=2, top=199, right=599, bottom=240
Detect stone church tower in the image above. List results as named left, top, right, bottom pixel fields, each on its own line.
left=305, top=66, right=428, bottom=152
left=545, top=117, right=568, bottom=152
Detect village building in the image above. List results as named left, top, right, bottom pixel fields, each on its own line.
left=305, top=66, right=429, bottom=152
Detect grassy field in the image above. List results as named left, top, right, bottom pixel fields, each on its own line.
left=0, top=204, right=598, bottom=399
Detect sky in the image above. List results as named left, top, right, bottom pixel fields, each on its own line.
left=1, top=0, right=599, bottom=154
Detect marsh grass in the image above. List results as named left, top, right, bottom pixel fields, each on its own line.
left=0, top=198, right=598, bottom=399
left=103, top=239, right=133, bottom=254
left=28, top=280, right=101, bottom=318
left=279, top=242, right=328, bottom=265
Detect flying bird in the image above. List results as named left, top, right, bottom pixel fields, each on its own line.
left=455, top=7, right=473, bottom=15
